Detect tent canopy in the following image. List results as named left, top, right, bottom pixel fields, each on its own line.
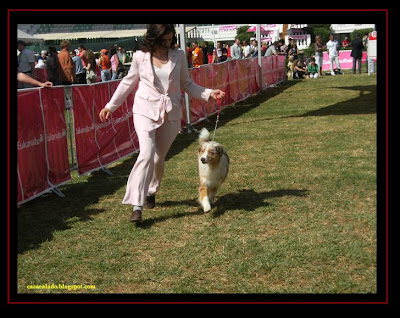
left=18, top=29, right=44, bottom=44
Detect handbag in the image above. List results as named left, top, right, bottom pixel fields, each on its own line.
left=86, top=70, right=97, bottom=80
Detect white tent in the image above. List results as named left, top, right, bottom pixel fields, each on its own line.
left=17, top=29, right=44, bottom=44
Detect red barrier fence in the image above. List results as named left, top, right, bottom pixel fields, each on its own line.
left=17, top=55, right=285, bottom=205
left=17, top=87, right=71, bottom=205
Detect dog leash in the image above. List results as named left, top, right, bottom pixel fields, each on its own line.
left=212, top=97, right=223, bottom=141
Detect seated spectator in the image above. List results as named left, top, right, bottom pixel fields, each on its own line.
left=307, top=57, right=319, bottom=78
left=293, top=60, right=308, bottom=79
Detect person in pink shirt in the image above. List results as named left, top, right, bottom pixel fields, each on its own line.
left=99, top=24, right=225, bottom=222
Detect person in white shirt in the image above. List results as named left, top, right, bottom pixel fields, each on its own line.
left=17, top=40, right=36, bottom=88
left=243, top=40, right=251, bottom=58
left=326, top=34, right=342, bottom=75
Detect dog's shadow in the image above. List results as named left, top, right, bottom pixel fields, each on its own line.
left=212, top=188, right=309, bottom=218
left=136, top=188, right=309, bottom=228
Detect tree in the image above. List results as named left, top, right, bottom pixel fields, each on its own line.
left=236, top=25, right=252, bottom=44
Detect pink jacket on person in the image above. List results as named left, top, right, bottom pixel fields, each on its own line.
left=105, top=48, right=213, bottom=122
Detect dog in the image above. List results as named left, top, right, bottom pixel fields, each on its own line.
left=198, top=128, right=229, bottom=212
left=287, top=56, right=295, bottom=79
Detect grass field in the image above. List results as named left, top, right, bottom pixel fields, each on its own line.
left=17, top=70, right=377, bottom=295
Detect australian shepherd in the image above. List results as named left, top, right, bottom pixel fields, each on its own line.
left=198, top=128, right=230, bottom=212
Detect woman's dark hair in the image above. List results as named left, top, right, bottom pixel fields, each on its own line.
left=109, top=47, right=117, bottom=56
left=141, top=24, right=177, bottom=53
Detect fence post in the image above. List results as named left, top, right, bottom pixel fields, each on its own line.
left=256, top=24, right=263, bottom=91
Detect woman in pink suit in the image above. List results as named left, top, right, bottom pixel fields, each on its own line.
left=99, top=24, right=225, bottom=222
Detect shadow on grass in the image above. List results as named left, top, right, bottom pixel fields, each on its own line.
left=135, top=188, right=309, bottom=229
left=17, top=81, right=300, bottom=253
left=228, top=84, right=376, bottom=127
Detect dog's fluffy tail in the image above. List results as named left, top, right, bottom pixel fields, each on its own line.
left=199, top=128, right=211, bottom=144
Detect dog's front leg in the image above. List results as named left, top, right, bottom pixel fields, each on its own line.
left=199, top=184, right=211, bottom=213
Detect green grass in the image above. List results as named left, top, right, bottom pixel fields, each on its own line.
left=17, top=70, right=377, bottom=294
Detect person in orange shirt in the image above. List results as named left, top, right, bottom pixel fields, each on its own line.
left=98, top=49, right=111, bottom=81
left=57, top=40, right=76, bottom=85
left=191, top=42, right=203, bottom=67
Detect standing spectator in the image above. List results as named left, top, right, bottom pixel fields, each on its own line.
left=225, top=44, right=231, bottom=59
left=261, top=42, right=267, bottom=56
left=342, top=35, right=351, bottom=49
left=208, top=43, right=216, bottom=64
left=265, top=41, right=281, bottom=57
left=98, top=49, right=111, bottom=82
left=17, top=40, right=36, bottom=88
left=46, top=46, right=60, bottom=85
left=216, top=41, right=227, bottom=63
left=326, top=34, right=342, bottom=76
left=36, top=50, right=48, bottom=68
left=186, top=42, right=193, bottom=68
left=351, top=33, right=363, bottom=74
left=363, top=32, right=375, bottom=74
left=202, top=41, right=209, bottom=65
left=288, top=39, right=298, bottom=60
left=58, top=40, right=75, bottom=85
left=109, top=47, right=121, bottom=80
left=251, top=40, right=258, bottom=57
left=242, top=40, right=251, bottom=58
left=84, top=49, right=97, bottom=84
left=278, top=39, right=287, bottom=56
left=71, top=50, right=86, bottom=84
left=78, top=44, right=88, bottom=68
left=314, top=35, right=325, bottom=77
left=191, top=41, right=203, bottom=67
left=230, top=37, right=243, bottom=59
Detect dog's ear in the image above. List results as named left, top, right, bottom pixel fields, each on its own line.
left=215, top=145, right=223, bottom=156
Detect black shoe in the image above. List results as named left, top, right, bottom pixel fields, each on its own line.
left=144, top=195, right=156, bottom=209
left=130, top=209, right=142, bottom=222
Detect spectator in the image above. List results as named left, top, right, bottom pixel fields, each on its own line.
left=71, top=50, right=86, bottom=84
left=78, top=44, right=88, bottom=68
left=265, top=41, right=281, bottom=57
left=307, top=57, right=319, bottom=78
left=46, top=46, right=60, bottom=85
left=216, top=41, right=228, bottom=63
left=17, top=40, right=36, bottom=88
left=191, top=41, right=203, bottom=67
left=314, top=35, right=325, bottom=77
left=363, top=32, right=375, bottom=74
left=243, top=40, right=251, bottom=58
left=342, top=35, right=351, bottom=49
left=35, top=50, right=48, bottom=68
left=186, top=42, right=193, bottom=68
left=225, top=43, right=231, bottom=59
left=230, top=37, right=243, bottom=59
left=208, top=43, right=216, bottom=64
left=109, top=46, right=121, bottom=80
left=202, top=41, right=209, bottom=65
left=251, top=40, right=258, bottom=57
left=288, top=39, right=298, bottom=60
left=58, top=40, right=75, bottom=85
left=98, top=49, right=111, bottom=82
left=261, top=42, right=267, bottom=56
left=84, top=49, right=97, bottom=84
left=326, top=34, right=342, bottom=76
left=17, top=72, right=53, bottom=88
left=278, top=39, right=287, bottom=56
left=293, top=60, right=308, bottom=79
left=351, top=33, right=363, bottom=74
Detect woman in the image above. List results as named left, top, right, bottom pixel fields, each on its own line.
left=314, top=35, right=325, bottom=77
left=109, top=47, right=120, bottom=80
left=84, top=49, right=97, bottom=84
left=98, top=49, right=111, bottom=82
left=99, top=24, right=225, bottom=222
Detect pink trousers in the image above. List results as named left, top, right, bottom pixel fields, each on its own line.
left=122, top=113, right=181, bottom=206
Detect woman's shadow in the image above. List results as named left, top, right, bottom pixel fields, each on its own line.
left=136, top=188, right=309, bottom=228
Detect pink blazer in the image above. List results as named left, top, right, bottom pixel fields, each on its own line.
left=105, top=49, right=212, bottom=122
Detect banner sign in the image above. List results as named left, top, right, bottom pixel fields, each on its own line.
left=17, top=87, right=70, bottom=205
left=321, top=50, right=376, bottom=71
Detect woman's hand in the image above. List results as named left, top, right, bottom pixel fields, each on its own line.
left=99, top=108, right=112, bottom=122
left=210, top=89, right=225, bottom=100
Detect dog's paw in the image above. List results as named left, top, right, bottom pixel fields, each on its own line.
left=202, top=197, right=212, bottom=213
